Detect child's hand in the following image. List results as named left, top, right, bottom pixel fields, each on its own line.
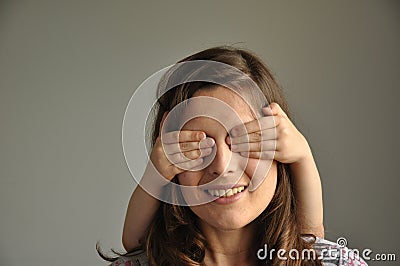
left=227, top=103, right=311, bottom=164
left=150, top=131, right=215, bottom=181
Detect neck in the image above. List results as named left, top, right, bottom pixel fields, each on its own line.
left=200, top=220, right=259, bottom=266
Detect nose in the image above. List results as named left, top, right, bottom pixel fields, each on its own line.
left=207, top=140, right=238, bottom=178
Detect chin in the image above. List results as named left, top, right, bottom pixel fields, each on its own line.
left=191, top=205, right=256, bottom=231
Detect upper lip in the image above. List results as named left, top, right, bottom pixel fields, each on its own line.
left=202, top=184, right=248, bottom=190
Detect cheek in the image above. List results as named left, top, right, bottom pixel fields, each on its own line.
left=244, top=158, right=274, bottom=179
left=244, top=158, right=258, bottom=177
left=177, top=171, right=203, bottom=186
left=249, top=161, right=278, bottom=212
left=246, top=159, right=277, bottom=196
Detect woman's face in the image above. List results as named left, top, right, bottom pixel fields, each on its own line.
left=177, top=86, right=277, bottom=230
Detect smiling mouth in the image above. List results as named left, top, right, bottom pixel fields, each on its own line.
left=206, top=186, right=247, bottom=197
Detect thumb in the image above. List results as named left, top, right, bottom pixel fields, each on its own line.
left=263, top=103, right=287, bottom=118
left=262, top=103, right=277, bottom=116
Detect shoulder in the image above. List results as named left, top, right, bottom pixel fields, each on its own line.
left=311, top=237, right=368, bottom=266
left=109, top=249, right=149, bottom=266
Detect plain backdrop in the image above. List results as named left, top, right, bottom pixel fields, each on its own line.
left=0, top=1, right=399, bottom=265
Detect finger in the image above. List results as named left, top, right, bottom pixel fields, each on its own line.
left=261, top=105, right=274, bottom=116
left=164, top=137, right=215, bottom=154
left=199, top=137, right=215, bottom=149
left=164, top=141, right=199, bottom=154
left=230, top=116, right=276, bottom=137
left=239, top=151, right=275, bottom=160
left=174, top=157, right=204, bottom=171
left=230, top=128, right=277, bottom=144
left=168, top=147, right=213, bottom=164
left=231, top=140, right=276, bottom=153
left=183, top=147, right=213, bottom=160
left=265, top=103, right=288, bottom=118
left=162, top=130, right=206, bottom=144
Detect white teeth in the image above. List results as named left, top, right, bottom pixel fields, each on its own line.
left=207, top=186, right=246, bottom=197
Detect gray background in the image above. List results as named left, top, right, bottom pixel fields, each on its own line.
left=0, top=1, right=399, bottom=265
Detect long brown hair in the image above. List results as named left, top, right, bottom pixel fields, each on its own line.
left=98, top=46, right=322, bottom=265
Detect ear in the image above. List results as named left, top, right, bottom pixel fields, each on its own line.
left=159, top=111, right=169, bottom=134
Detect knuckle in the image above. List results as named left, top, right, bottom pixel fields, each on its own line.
left=250, top=133, right=258, bottom=142
left=281, top=127, right=290, bottom=137
left=180, top=142, right=188, bottom=150
left=194, top=131, right=202, bottom=140
left=182, top=152, right=189, bottom=159
left=255, top=122, right=262, bottom=132
left=252, top=152, right=259, bottom=158
left=178, top=131, right=185, bottom=141
left=180, top=153, right=189, bottom=162
left=185, top=150, right=200, bottom=159
left=256, top=141, right=262, bottom=151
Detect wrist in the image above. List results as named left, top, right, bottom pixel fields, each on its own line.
left=291, top=146, right=313, bottom=167
left=140, top=162, right=171, bottom=195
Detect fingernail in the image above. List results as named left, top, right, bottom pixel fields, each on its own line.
left=198, top=132, right=206, bottom=140
left=231, top=144, right=237, bottom=151
left=207, top=137, right=215, bottom=146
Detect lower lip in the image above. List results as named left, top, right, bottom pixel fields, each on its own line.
left=208, top=188, right=246, bottom=205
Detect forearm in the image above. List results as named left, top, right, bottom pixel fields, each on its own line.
left=122, top=185, right=160, bottom=251
left=290, top=150, right=324, bottom=238
left=122, top=163, right=166, bottom=251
